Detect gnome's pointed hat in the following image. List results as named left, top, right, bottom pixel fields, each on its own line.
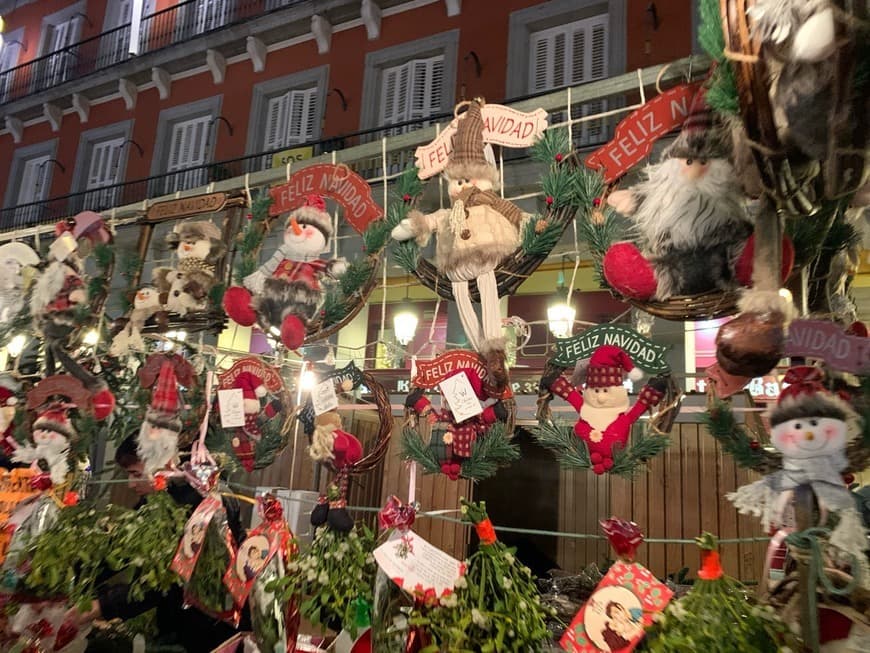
left=664, top=87, right=728, bottom=161
left=146, top=361, right=184, bottom=431
left=445, top=98, right=499, bottom=187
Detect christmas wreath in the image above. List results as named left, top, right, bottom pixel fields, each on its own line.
left=224, top=165, right=391, bottom=349
left=398, top=351, right=519, bottom=481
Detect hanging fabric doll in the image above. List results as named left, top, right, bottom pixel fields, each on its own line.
left=728, top=366, right=868, bottom=558
left=221, top=368, right=283, bottom=472
left=390, top=99, right=528, bottom=388
left=542, top=346, right=667, bottom=474
left=223, top=194, right=347, bottom=350
left=405, top=366, right=509, bottom=480
left=13, top=403, right=77, bottom=486
left=154, top=221, right=225, bottom=316
left=136, top=355, right=194, bottom=476
left=108, top=286, right=162, bottom=356
left=602, top=87, right=793, bottom=302
left=308, top=411, right=363, bottom=533
left=0, top=374, right=19, bottom=456
left=0, top=242, right=40, bottom=324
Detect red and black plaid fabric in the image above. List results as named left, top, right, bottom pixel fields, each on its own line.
left=151, top=361, right=179, bottom=413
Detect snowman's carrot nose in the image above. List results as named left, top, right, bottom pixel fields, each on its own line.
left=290, top=217, right=303, bottom=236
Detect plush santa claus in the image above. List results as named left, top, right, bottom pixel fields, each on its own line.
left=543, top=346, right=666, bottom=474
left=391, top=99, right=528, bottom=388
left=13, top=403, right=76, bottom=486
left=602, top=88, right=793, bottom=302
left=223, top=194, right=347, bottom=350
left=405, top=367, right=509, bottom=480
left=137, top=360, right=185, bottom=476
left=308, top=411, right=364, bottom=533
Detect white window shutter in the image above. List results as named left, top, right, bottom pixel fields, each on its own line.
left=303, top=87, right=318, bottom=141
left=18, top=155, right=51, bottom=205
left=286, top=87, right=317, bottom=143
left=167, top=115, right=211, bottom=171
left=570, top=27, right=586, bottom=85
left=530, top=31, right=551, bottom=92
left=553, top=30, right=567, bottom=88
left=264, top=93, right=291, bottom=150
left=87, top=137, right=125, bottom=189
left=380, top=61, right=412, bottom=131
left=590, top=18, right=608, bottom=80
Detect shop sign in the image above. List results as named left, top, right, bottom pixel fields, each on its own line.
left=271, top=146, right=313, bottom=168
left=146, top=192, right=228, bottom=222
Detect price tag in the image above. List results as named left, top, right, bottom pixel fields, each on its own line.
left=373, top=530, right=464, bottom=596
left=438, top=372, right=482, bottom=423
left=49, top=232, right=78, bottom=262
left=311, top=380, right=339, bottom=415
left=217, top=388, right=245, bottom=428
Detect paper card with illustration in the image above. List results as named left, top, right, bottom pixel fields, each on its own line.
left=561, top=561, right=673, bottom=653
left=311, top=379, right=339, bottom=415
left=373, top=529, right=465, bottom=597
left=439, top=372, right=482, bottom=423
left=223, top=520, right=288, bottom=605
left=171, top=494, right=223, bottom=581
left=217, top=388, right=246, bottom=428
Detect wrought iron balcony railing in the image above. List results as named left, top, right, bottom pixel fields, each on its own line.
left=0, top=0, right=303, bottom=105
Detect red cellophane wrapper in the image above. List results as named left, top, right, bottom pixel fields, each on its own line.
left=600, top=517, right=644, bottom=562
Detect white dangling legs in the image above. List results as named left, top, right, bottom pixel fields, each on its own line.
left=477, top=270, right=502, bottom=344
left=452, top=280, right=482, bottom=350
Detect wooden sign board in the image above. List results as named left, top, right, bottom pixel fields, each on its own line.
left=585, top=82, right=702, bottom=183
left=146, top=192, right=229, bottom=222
left=415, top=104, right=548, bottom=179
left=269, top=164, right=383, bottom=234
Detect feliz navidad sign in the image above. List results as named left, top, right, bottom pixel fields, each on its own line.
left=413, top=350, right=489, bottom=389
left=784, top=320, right=870, bottom=374
left=552, top=324, right=670, bottom=372
left=585, top=81, right=702, bottom=183
left=415, top=104, right=548, bottom=179
left=269, top=163, right=383, bottom=233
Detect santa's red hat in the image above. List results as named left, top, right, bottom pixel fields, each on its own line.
left=33, top=404, right=76, bottom=441
left=234, top=371, right=268, bottom=401
left=586, top=345, right=643, bottom=388
left=288, top=194, right=332, bottom=239
left=769, top=366, right=848, bottom=427
left=151, top=361, right=180, bottom=413
left=332, top=429, right=363, bottom=469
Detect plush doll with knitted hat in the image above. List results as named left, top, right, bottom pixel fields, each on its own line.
left=307, top=411, right=363, bottom=533
left=542, top=345, right=667, bottom=474
left=0, top=242, right=40, bottom=324
left=12, top=403, right=77, bottom=486
left=405, top=366, right=509, bottom=480
left=136, top=358, right=188, bottom=476
left=391, top=99, right=529, bottom=388
left=602, top=87, right=793, bottom=302
left=223, top=194, right=347, bottom=350
left=728, top=366, right=868, bottom=559
left=154, top=220, right=225, bottom=316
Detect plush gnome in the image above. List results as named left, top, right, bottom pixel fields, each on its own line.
left=13, top=403, right=76, bottom=486
left=0, top=242, right=40, bottom=323
left=543, top=346, right=667, bottom=474
left=154, top=221, right=225, bottom=316
left=405, top=367, right=508, bottom=480
left=0, top=375, right=19, bottom=456
left=391, top=99, right=528, bottom=388
left=137, top=360, right=185, bottom=476
left=728, top=366, right=868, bottom=557
left=223, top=194, right=347, bottom=350
left=308, top=411, right=363, bottom=533
left=109, top=286, right=162, bottom=356
left=602, top=88, right=793, bottom=302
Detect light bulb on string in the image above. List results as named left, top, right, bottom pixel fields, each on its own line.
left=393, top=282, right=418, bottom=346
left=547, top=260, right=576, bottom=339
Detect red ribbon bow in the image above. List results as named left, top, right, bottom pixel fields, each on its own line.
left=600, top=517, right=644, bottom=561
left=378, top=495, right=417, bottom=532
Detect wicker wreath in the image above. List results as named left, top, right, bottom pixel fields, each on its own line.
left=296, top=362, right=392, bottom=475
left=398, top=350, right=519, bottom=481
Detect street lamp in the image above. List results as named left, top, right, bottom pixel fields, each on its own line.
left=393, top=299, right=418, bottom=346
left=547, top=271, right=575, bottom=338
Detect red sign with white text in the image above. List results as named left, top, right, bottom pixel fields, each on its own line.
left=585, top=82, right=702, bottom=183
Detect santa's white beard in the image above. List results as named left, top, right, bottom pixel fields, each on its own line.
left=631, top=158, right=747, bottom=253
left=137, top=425, right=178, bottom=475
left=12, top=436, right=70, bottom=485
left=580, top=404, right=627, bottom=431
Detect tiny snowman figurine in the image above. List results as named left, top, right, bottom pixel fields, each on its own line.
left=729, top=366, right=867, bottom=556
left=223, top=194, right=347, bottom=350
left=542, top=345, right=667, bottom=474
left=154, top=220, right=225, bottom=316
left=390, top=98, right=528, bottom=388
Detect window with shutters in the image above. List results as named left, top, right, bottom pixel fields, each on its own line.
left=0, top=28, right=23, bottom=103
left=247, top=68, right=327, bottom=171
left=38, top=3, right=86, bottom=89
left=71, top=121, right=134, bottom=213
left=380, top=55, right=445, bottom=136
left=98, top=0, right=154, bottom=68
left=529, top=16, right=610, bottom=147
left=81, top=137, right=125, bottom=210
left=193, top=0, right=233, bottom=33
left=4, top=140, right=58, bottom=226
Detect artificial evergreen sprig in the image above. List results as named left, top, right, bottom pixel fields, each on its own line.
left=233, top=192, right=274, bottom=284
left=408, top=499, right=554, bottom=653
left=268, top=524, right=377, bottom=638
left=529, top=128, right=571, bottom=165
left=702, top=400, right=781, bottom=474
left=698, top=0, right=738, bottom=116
left=393, top=240, right=421, bottom=275
left=521, top=216, right=565, bottom=257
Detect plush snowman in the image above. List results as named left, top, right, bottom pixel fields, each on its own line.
left=13, top=404, right=76, bottom=486
left=729, top=366, right=868, bottom=556
left=109, top=286, right=162, bottom=356
left=542, top=346, right=667, bottom=474
left=154, top=221, right=225, bottom=316
left=0, top=242, right=40, bottom=323
left=223, top=194, right=347, bottom=350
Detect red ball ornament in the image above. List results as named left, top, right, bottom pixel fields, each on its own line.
left=246, top=213, right=253, bottom=220
left=555, top=153, right=564, bottom=162
left=843, top=473, right=855, bottom=485
left=403, top=193, right=412, bottom=202
left=62, top=491, right=79, bottom=506
left=593, top=197, right=602, bottom=207
left=545, top=196, right=554, bottom=206
left=92, top=388, right=116, bottom=421
left=750, top=440, right=760, bottom=450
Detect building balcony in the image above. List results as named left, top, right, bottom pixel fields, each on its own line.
left=0, top=0, right=409, bottom=120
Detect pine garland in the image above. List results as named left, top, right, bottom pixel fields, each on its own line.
left=530, top=128, right=571, bottom=164
left=233, top=192, right=273, bottom=284
left=702, top=400, right=781, bottom=474
left=698, top=0, right=738, bottom=116
left=400, top=427, right=442, bottom=475
left=393, top=240, right=421, bottom=275
left=531, top=421, right=669, bottom=478
left=541, top=166, right=581, bottom=210
left=577, top=206, right=624, bottom=284
left=521, top=216, right=565, bottom=257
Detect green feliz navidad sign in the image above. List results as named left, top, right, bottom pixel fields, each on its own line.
left=552, top=324, right=670, bottom=372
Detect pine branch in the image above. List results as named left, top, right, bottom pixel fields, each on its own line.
left=339, top=259, right=374, bottom=298
left=521, top=216, right=565, bottom=257
left=400, top=427, right=442, bottom=475
left=460, top=422, right=520, bottom=480
left=530, top=128, right=571, bottom=164
left=702, top=400, right=781, bottom=473
left=542, top=166, right=580, bottom=209
left=395, top=166, right=425, bottom=199
left=610, top=431, right=670, bottom=478
left=573, top=167, right=606, bottom=208
left=392, top=241, right=420, bottom=275
left=320, top=288, right=348, bottom=326
left=532, top=421, right=591, bottom=469
left=699, top=0, right=738, bottom=116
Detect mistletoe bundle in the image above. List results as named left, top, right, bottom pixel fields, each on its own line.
left=408, top=500, right=552, bottom=652
left=639, top=534, right=795, bottom=652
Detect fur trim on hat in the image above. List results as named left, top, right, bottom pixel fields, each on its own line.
left=444, top=161, right=500, bottom=189
left=290, top=205, right=333, bottom=239
left=737, top=289, right=797, bottom=323
left=168, top=221, right=222, bottom=244
left=33, top=417, right=76, bottom=441
left=144, top=407, right=183, bottom=433
left=768, top=393, right=849, bottom=427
